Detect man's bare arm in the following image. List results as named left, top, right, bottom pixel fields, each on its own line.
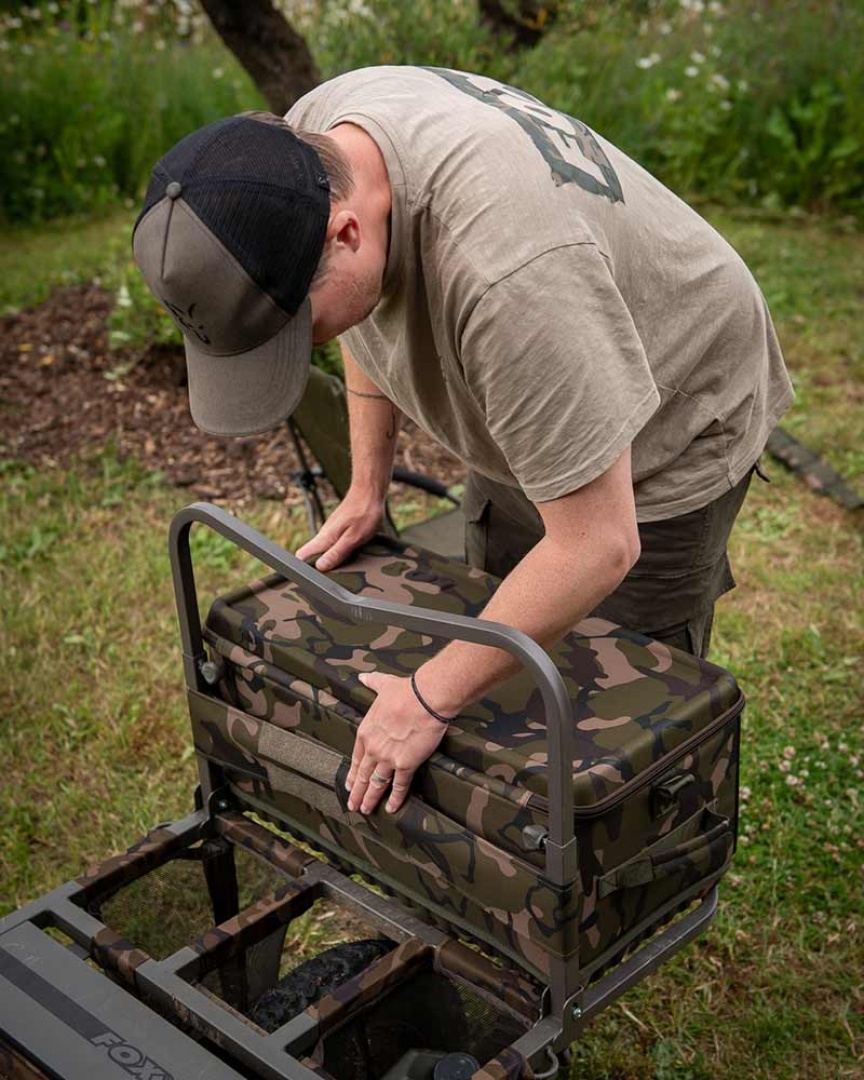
left=347, top=447, right=642, bottom=814
left=295, top=343, right=403, bottom=570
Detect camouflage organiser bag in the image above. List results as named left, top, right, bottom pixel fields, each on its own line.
left=195, top=536, right=743, bottom=982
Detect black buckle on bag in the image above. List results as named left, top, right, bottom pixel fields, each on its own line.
left=651, top=771, right=695, bottom=818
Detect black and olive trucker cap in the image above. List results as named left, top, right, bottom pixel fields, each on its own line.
left=132, top=114, right=330, bottom=436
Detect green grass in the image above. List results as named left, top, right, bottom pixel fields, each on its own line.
left=0, top=207, right=135, bottom=315
left=1, top=209, right=862, bottom=1077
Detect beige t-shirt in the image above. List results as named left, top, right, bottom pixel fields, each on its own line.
left=288, top=66, right=793, bottom=520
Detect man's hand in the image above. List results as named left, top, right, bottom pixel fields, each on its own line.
left=296, top=488, right=384, bottom=572
left=347, top=671, right=450, bottom=815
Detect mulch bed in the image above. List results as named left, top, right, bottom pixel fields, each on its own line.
left=0, top=285, right=464, bottom=505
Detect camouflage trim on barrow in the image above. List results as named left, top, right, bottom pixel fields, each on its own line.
left=436, top=939, right=543, bottom=1020
left=204, top=540, right=741, bottom=803
left=306, top=937, right=430, bottom=1030
left=75, top=824, right=193, bottom=897
left=472, top=1046, right=532, bottom=1079
left=188, top=879, right=315, bottom=971
left=90, top=927, right=151, bottom=987
left=215, top=810, right=316, bottom=877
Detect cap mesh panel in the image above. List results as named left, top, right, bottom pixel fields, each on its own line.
left=135, top=116, right=329, bottom=314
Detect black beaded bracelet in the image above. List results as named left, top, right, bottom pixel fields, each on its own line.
left=410, top=671, right=453, bottom=725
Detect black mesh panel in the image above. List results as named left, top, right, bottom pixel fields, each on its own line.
left=134, top=115, right=330, bottom=314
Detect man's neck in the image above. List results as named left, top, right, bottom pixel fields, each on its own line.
left=328, top=122, right=392, bottom=245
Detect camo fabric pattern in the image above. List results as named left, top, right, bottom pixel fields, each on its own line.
left=205, top=540, right=741, bottom=803
left=473, top=1048, right=532, bottom=1080
left=307, top=938, right=430, bottom=1029
left=437, top=940, right=543, bottom=1019
left=200, top=538, right=742, bottom=976
left=75, top=824, right=190, bottom=895
left=90, top=927, right=151, bottom=986
left=216, top=811, right=316, bottom=877
left=189, top=879, right=313, bottom=967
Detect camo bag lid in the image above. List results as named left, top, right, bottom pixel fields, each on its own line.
left=204, top=538, right=742, bottom=808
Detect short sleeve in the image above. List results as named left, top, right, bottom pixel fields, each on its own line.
left=459, top=243, right=661, bottom=502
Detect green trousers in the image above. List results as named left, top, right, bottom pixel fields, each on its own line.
left=463, top=468, right=757, bottom=658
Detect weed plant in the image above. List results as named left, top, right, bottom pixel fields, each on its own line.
left=0, top=14, right=262, bottom=224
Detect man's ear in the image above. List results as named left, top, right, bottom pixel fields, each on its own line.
left=326, top=208, right=361, bottom=252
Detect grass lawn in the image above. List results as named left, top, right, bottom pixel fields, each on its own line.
left=0, top=208, right=861, bottom=1079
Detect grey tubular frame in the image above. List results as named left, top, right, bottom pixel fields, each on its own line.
left=169, top=502, right=577, bottom=885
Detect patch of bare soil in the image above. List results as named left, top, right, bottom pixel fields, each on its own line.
left=0, top=285, right=465, bottom=505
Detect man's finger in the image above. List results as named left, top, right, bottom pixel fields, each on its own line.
left=346, top=732, right=365, bottom=791
left=295, top=527, right=338, bottom=562
left=386, top=768, right=414, bottom=813
left=358, top=671, right=387, bottom=694
left=360, top=766, right=393, bottom=815
left=347, top=752, right=378, bottom=813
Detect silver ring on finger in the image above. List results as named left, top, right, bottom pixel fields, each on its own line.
left=370, top=771, right=391, bottom=786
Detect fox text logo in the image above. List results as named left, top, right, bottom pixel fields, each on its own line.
left=90, top=1032, right=174, bottom=1080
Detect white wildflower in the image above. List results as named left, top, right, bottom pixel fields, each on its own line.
left=684, top=66, right=699, bottom=78
left=212, top=67, right=225, bottom=79
left=690, top=51, right=706, bottom=64
left=666, top=89, right=682, bottom=102
left=783, top=746, right=796, bottom=759
left=720, top=100, right=733, bottom=111
left=786, top=774, right=801, bottom=787
left=710, top=73, right=730, bottom=92
left=637, top=53, right=661, bottom=70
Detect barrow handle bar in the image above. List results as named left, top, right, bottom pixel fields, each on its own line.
left=169, top=502, right=576, bottom=882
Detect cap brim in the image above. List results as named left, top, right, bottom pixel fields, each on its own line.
left=184, top=297, right=312, bottom=437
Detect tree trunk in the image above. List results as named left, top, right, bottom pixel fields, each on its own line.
left=200, top=0, right=320, bottom=116
left=478, top=0, right=558, bottom=49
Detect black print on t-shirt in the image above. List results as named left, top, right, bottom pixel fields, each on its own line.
left=426, top=68, right=624, bottom=204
